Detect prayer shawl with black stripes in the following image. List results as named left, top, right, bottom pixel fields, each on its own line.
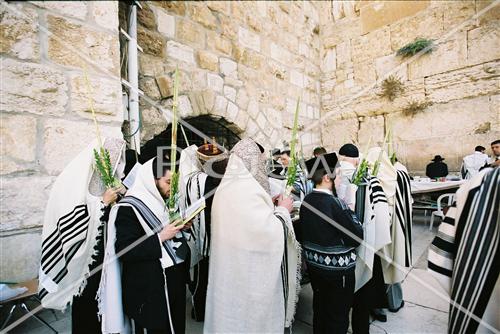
left=355, top=176, right=392, bottom=291
left=381, top=165, right=413, bottom=284
left=97, top=159, right=186, bottom=334
left=205, top=139, right=301, bottom=333
left=428, top=168, right=500, bottom=334
left=38, top=138, right=125, bottom=310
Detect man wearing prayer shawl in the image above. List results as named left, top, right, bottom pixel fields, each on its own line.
left=204, top=138, right=301, bottom=333
left=179, top=142, right=228, bottom=322
left=428, top=166, right=499, bottom=334
left=39, top=138, right=126, bottom=334
left=98, top=157, right=190, bottom=334
left=298, top=152, right=363, bottom=334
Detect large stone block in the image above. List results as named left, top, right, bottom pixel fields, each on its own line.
left=197, top=50, right=219, bottom=72
left=0, top=231, right=43, bottom=282
left=92, top=1, right=119, bottom=31
left=425, top=60, right=500, bottom=103
left=32, top=1, right=87, bottom=20
left=177, top=19, right=205, bottom=48
left=351, top=27, right=392, bottom=64
left=374, top=54, right=408, bottom=81
left=408, top=31, right=467, bottom=80
left=47, top=15, right=120, bottom=74
left=467, top=21, right=500, bottom=66
left=156, top=7, right=175, bottom=38
left=321, top=117, right=359, bottom=151
left=238, top=27, right=261, bottom=52
left=388, top=96, right=495, bottom=142
left=476, top=0, right=500, bottom=25
left=0, top=176, right=55, bottom=231
left=70, top=74, right=122, bottom=119
left=353, top=61, right=377, bottom=87
left=207, top=73, right=224, bottom=92
left=389, top=5, right=444, bottom=52
left=138, top=26, right=165, bottom=57
left=335, top=40, right=352, bottom=67
left=360, top=1, right=430, bottom=34
left=220, top=57, right=238, bottom=78
left=42, top=119, right=121, bottom=174
left=137, top=3, right=157, bottom=30
left=166, top=41, right=195, bottom=64
left=138, top=53, right=166, bottom=77
left=240, top=49, right=265, bottom=70
left=270, top=42, right=293, bottom=65
left=440, top=0, right=476, bottom=31
left=0, top=4, right=39, bottom=60
left=141, top=107, right=167, bottom=142
left=0, top=114, right=37, bottom=162
left=188, top=2, right=218, bottom=30
left=322, top=18, right=362, bottom=49
left=153, top=1, right=186, bottom=16
left=0, top=59, right=68, bottom=116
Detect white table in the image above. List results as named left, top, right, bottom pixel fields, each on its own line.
left=410, top=180, right=465, bottom=194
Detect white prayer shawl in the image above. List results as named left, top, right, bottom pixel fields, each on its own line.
left=355, top=176, right=392, bottom=291
left=461, top=152, right=489, bottom=179
left=179, top=145, right=205, bottom=266
left=337, top=160, right=358, bottom=210
left=381, top=165, right=413, bottom=284
left=428, top=168, right=500, bottom=334
left=205, top=154, right=301, bottom=333
left=39, top=138, right=124, bottom=310
left=98, top=159, right=179, bottom=334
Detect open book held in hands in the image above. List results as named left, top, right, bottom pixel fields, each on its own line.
left=171, top=197, right=206, bottom=227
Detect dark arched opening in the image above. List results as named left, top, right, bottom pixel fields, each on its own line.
left=139, top=115, right=241, bottom=163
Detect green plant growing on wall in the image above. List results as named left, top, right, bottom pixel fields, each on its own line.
left=379, top=75, right=405, bottom=101
left=402, top=100, right=432, bottom=117
left=397, top=38, right=434, bottom=58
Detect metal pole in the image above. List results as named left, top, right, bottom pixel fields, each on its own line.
left=128, top=4, right=140, bottom=153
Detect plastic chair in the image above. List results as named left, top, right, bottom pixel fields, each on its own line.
left=0, top=279, right=58, bottom=333
left=429, top=193, right=455, bottom=230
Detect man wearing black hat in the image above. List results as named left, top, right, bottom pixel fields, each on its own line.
left=337, top=144, right=360, bottom=210
left=298, top=153, right=364, bottom=334
left=268, top=148, right=285, bottom=179
left=425, top=155, right=448, bottom=179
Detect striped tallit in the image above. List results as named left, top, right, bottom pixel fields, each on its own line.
left=449, top=168, right=499, bottom=334
left=355, top=176, right=392, bottom=291
left=184, top=171, right=208, bottom=260
left=38, top=138, right=125, bottom=310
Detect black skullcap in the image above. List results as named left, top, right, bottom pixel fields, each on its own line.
left=338, top=144, right=359, bottom=158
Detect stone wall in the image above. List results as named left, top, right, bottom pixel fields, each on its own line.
left=135, top=1, right=322, bottom=153
left=318, top=0, right=500, bottom=174
left=0, top=1, right=122, bottom=281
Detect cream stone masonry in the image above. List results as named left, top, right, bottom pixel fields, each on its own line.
left=320, top=0, right=499, bottom=174
left=0, top=1, right=122, bottom=281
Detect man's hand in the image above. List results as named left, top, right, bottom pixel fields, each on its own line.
left=159, top=223, right=183, bottom=242
left=276, top=194, right=293, bottom=213
left=182, top=219, right=193, bottom=230
left=102, top=188, right=119, bottom=206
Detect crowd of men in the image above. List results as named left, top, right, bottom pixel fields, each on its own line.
left=426, top=140, right=500, bottom=179
left=37, top=135, right=498, bottom=334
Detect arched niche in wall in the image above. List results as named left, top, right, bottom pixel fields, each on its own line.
left=139, top=115, right=242, bottom=163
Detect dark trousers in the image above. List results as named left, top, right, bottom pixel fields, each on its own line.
left=133, top=262, right=187, bottom=334
left=72, top=272, right=102, bottom=334
left=351, top=255, right=388, bottom=334
left=188, top=257, right=209, bottom=321
left=309, top=270, right=355, bottom=334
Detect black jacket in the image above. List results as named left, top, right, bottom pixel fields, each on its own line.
left=298, top=191, right=363, bottom=276
left=115, top=206, right=186, bottom=330
left=426, top=161, right=448, bottom=178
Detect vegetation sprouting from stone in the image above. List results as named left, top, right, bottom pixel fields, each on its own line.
left=397, top=38, right=434, bottom=58
left=379, top=75, right=405, bottom=101
left=402, top=100, right=432, bottom=117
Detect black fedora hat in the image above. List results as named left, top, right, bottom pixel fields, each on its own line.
left=304, top=152, right=338, bottom=179
left=431, top=155, right=445, bottom=162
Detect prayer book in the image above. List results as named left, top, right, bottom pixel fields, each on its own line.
left=173, top=197, right=206, bottom=226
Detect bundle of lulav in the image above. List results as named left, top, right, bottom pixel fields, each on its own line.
left=351, top=137, right=372, bottom=186
left=285, top=98, right=301, bottom=196
left=387, top=125, right=397, bottom=165
left=167, top=67, right=181, bottom=223
left=83, top=65, right=121, bottom=189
